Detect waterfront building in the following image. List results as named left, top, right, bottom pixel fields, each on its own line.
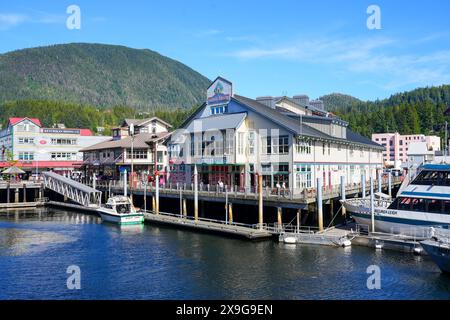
left=0, top=117, right=109, bottom=175
left=81, top=117, right=172, bottom=181
left=372, top=132, right=441, bottom=168
left=167, top=77, right=384, bottom=193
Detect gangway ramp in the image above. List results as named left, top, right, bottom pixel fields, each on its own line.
left=42, top=171, right=102, bottom=208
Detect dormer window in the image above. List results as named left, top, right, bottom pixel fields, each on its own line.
left=211, top=105, right=227, bottom=115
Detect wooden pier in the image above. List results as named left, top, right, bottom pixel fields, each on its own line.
left=143, top=211, right=273, bottom=240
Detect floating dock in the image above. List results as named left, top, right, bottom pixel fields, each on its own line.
left=143, top=212, right=273, bottom=240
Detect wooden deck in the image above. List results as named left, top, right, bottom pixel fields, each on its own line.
left=144, top=212, right=273, bottom=240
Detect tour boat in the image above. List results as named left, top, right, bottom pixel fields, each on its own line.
left=421, top=236, right=450, bottom=273
left=96, top=196, right=144, bottom=225
left=341, top=164, right=450, bottom=236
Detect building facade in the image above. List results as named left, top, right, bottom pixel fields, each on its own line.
left=0, top=117, right=109, bottom=175
left=81, top=118, right=172, bottom=182
left=372, top=132, right=441, bottom=168
left=168, top=77, right=384, bottom=193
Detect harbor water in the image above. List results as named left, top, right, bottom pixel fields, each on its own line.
left=0, top=208, right=449, bottom=300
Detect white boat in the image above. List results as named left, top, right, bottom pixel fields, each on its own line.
left=341, top=164, right=450, bottom=236
left=96, top=196, right=144, bottom=225
left=421, top=236, right=450, bottom=273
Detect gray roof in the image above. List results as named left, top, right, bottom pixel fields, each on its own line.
left=346, top=129, right=384, bottom=149
left=80, top=132, right=171, bottom=152
left=233, top=95, right=332, bottom=139
left=121, top=117, right=172, bottom=129
left=185, top=112, right=247, bottom=132
left=233, top=95, right=384, bottom=150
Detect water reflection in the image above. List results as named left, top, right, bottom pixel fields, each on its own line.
left=0, top=208, right=449, bottom=299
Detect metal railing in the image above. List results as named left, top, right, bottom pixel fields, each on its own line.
left=143, top=210, right=266, bottom=230
left=93, top=176, right=402, bottom=202
left=352, top=223, right=450, bottom=242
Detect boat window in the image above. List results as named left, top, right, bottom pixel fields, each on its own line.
left=427, top=199, right=444, bottom=214
left=412, top=170, right=450, bottom=186
left=388, top=198, right=399, bottom=210
left=398, top=197, right=411, bottom=210
left=410, top=198, right=426, bottom=212
left=116, top=204, right=131, bottom=214
left=445, top=201, right=450, bottom=214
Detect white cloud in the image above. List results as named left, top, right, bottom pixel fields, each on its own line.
left=0, top=13, right=28, bottom=30
left=194, top=29, right=221, bottom=37
left=228, top=36, right=450, bottom=90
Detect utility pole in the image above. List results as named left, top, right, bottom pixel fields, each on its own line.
left=130, top=123, right=135, bottom=201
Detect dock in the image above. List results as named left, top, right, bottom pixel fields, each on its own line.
left=143, top=211, right=273, bottom=240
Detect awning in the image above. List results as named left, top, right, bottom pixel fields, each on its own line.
left=185, top=112, right=247, bottom=133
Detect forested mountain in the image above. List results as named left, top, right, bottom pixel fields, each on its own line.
left=321, top=86, right=450, bottom=140
left=0, top=43, right=210, bottom=110
left=0, top=100, right=196, bottom=135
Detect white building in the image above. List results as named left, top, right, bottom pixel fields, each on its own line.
left=0, top=117, right=110, bottom=174
left=81, top=117, right=172, bottom=181
left=168, top=77, right=384, bottom=193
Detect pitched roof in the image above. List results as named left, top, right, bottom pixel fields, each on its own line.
left=80, top=132, right=171, bottom=152
left=9, top=117, right=42, bottom=127
left=185, top=112, right=247, bottom=132
left=121, top=117, right=172, bottom=128
left=233, top=95, right=384, bottom=150
left=233, top=95, right=332, bottom=139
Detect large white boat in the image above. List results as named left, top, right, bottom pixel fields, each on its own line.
left=96, top=196, right=144, bottom=225
left=342, top=164, right=450, bottom=235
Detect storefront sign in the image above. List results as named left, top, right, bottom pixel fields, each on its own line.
left=43, top=128, right=80, bottom=134
left=207, top=77, right=232, bottom=107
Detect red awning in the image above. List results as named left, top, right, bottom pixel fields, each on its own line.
left=0, top=161, right=84, bottom=169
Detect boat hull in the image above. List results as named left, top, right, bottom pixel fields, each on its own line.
left=343, top=199, right=450, bottom=236
left=97, top=210, right=144, bottom=225
left=421, top=240, right=450, bottom=273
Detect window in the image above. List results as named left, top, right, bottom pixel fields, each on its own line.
left=261, top=164, right=271, bottom=173
left=19, top=152, right=34, bottom=160
left=296, top=164, right=312, bottom=189
left=248, top=131, right=255, bottom=155
left=278, top=136, right=289, bottom=154
left=211, top=105, right=227, bottom=115
left=50, top=152, right=77, bottom=160
left=296, top=138, right=312, bottom=154
left=224, top=130, right=234, bottom=155
left=51, top=138, right=77, bottom=145
left=126, top=149, right=148, bottom=159
left=18, top=137, right=34, bottom=144
left=237, top=132, right=245, bottom=155
left=262, top=136, right=271, bottom=154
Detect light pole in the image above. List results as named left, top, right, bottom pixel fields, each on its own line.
left=129, top=124, right=135, bottom=201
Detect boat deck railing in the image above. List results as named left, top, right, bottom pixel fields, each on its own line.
left=352, top=223, right=450, bottom=242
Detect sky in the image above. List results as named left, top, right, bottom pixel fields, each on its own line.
left=1, top=0, right=450, bottom=101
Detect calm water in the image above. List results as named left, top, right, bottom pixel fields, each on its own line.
left=0, top=208, right=449, bottom=300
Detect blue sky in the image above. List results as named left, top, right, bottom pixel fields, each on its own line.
left=1, top=0, right=450, bottom=101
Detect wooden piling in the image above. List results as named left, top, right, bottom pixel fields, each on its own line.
left=258, top=174, right=263, bottom=229
left=228, top=203, right=233, bottom=223
left=194, top=165, right=198, bottom=221
left=317, top=177, right=323, bottom=232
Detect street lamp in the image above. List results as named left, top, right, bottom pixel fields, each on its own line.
left=129, top=123, right=135, bottom=200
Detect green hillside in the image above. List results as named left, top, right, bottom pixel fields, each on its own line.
left=0, top=43, right=210, bottom=110
left=323, top=86, right=450, bottom=142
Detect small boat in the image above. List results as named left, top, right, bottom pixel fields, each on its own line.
left=421, top=238, right=450, bottom=273
left=97, top=196, right=144, bottom=225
